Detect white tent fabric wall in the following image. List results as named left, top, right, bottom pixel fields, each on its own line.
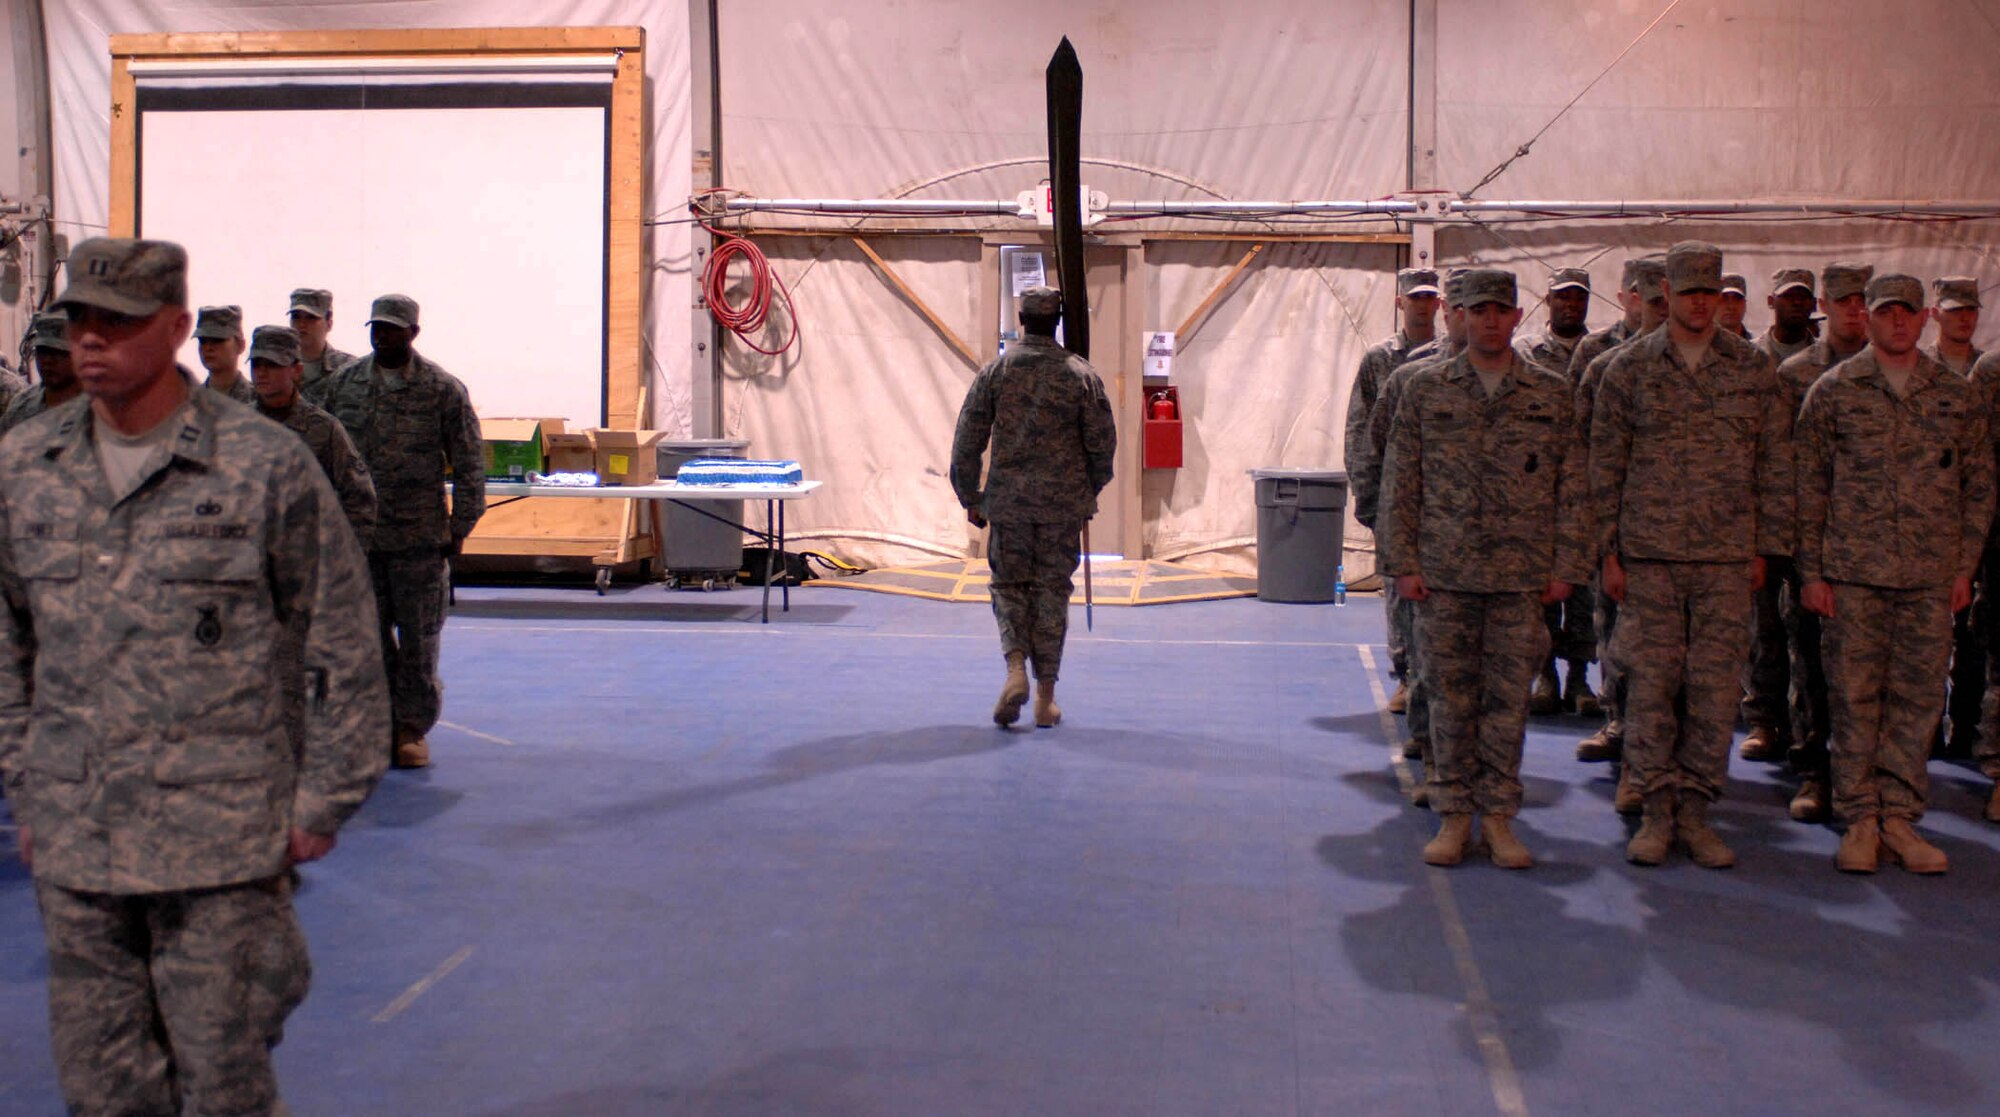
left=38, top=0, right=694, bottom=434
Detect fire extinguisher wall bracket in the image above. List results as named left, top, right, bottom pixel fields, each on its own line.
left=1143, top=385, right=1183, bottom=470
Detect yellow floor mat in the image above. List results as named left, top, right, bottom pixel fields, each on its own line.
left=810, top=558, right=1256, bottom=606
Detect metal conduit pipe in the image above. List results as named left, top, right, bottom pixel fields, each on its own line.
left=1102, top=200, right=1422, bottom=215
left=1446, top=199, right=2000, bottom=216
left=723, top=198, right=1020, bottom=215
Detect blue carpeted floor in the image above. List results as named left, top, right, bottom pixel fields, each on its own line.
left=4, top=583, right=2000, bottom=1115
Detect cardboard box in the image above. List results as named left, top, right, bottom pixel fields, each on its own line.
left=481, top=417, right=564, bottom=482
left=592, top=429, right=666, bottom=485
left=544, top=427, right=598, bottom=476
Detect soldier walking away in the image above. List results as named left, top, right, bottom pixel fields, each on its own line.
left=319, top=294, right=486, bottom=768
left=1377, top=269, right=1592, bottom=869
left=290, top=287, right=360, bottom=402
left=1345, top=267, right=1440, bottom=717
left=1592, top=242, right=1793, bottom=868
left=1797, top=274, right=1992, bottom=874
left=951, top=286, right=1117, bottom=729
left=193, top=303, right=257, bottom=405
left=0, top=311, right=83, bottom=436
left=0, top=237, right=389, bottom=1116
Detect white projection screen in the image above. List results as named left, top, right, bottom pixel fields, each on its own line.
left=131, top=58, right=617, bottom=429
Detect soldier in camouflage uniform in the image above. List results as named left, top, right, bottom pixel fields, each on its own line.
left=1739, top=268, right=1821, bottom=767
left=951, top=286, right=1117, bottom=729
left=1522, top=269, right=1599, bottom=718
left=1523, top=267, right=1592, bottom=374
left=1345, top=267, right=1440, bottom=715
left=1571, top=257, right=1669, bottom=780
left=1356, top=269, right=1472, bottom=800
left=1970, top=343, right=2000, bottom=823
left=1592, top=242, right=1793, bottom=869
left=1797, top=274, right=1992, bottom=874
left=290, top=287, right=360, bottom=402
left=1927, top=278, right=1988, bottom=760
left=0, top=336, right=27, bottom=413
left=1378, top=269, right=1591, bottom=869
left=0, top=311, right=82, bottom=437
left=319, top=294, right=486, bottom=768
left=1759, top=267, right=1818, bottom=367
left=0, top=238, right=389, bottom=1117
left=193, top=304, right=257, bottom=406
left=1773, top=262, right=1875, bottom=821
left=251, top=325, right=376, bottom=547
left=1718, top=273, right=1753, bottom=340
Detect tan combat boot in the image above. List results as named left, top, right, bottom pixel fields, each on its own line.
left=1789, top=775, right=1830, bottom=822
left=993, top=652, right=1029, bottom=727
left=1738, top=725, right=1783, bottom=763
left=1575, top=724, right=1622, bottom=763
left=1835, top=816, right=1880, bottom=874
left=1565, top=662, right=1600, bottom=717
left=1402, top=735, right=1427, bottom=760
left=1423, top=814, right=1474, bottom=866
left=1675, top=794, right=1736, bottom=870
left=1626, top=791, right=1676, bottom=866
left=1985, top=782, right=2000, bottom=825
left=392, top=729, right=430, bottom=769
left=1879, top=818, right=1948, bottom=875
left=1034, top=677, right=1062, bottom=728
left=1386, top=680, right=1410, bottom=714
left=1528, top=662, right=1561, bottom=715
left=1613, top=765, right=1644, bottom=815
left=1481, top=815, right=1534, bottom=870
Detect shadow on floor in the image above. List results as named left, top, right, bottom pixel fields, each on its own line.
left=449, top=597, right=857, bottom=625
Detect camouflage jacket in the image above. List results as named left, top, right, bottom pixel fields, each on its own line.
left=950, top=334, right=1116, bottom=525
left=1758, top=327, right=1813, bottom=368
left=1797, top=350, right=1993, bottom=588
left=318, top=350, right=486, bottom=552
left=1590, top=328, right=1793, bottom=563
left=1377, top=352, right=1592, bottom=592
left=1972, top=351, right=2000, bottom=551
left=0, top=383, right=389, bottom=894
left=259, top=398, right=377, bottom=551
left=0, top=365, right=28, bottom=415
left=1343, top=330, right=1429, bottom=481
left=205, top=372, right=257, bottom=407
left=0, top=385, right=68, bottom=439
left=1352, top=341, right=1463, bottom=528
left=1923, top=341, right=1985, bottom=378
left=299, top=345, right=360, bottom=404
left=1776, top=338, right=1867, bottom=418
left=1565, top=319, right=1635, bottom=383
left=1525, top=329, right=1583, bottom=375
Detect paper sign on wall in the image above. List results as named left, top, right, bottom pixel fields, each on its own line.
left=1144, top=332, right=1175, bottom=377
left=1011, top=252, right=1047, bottom=295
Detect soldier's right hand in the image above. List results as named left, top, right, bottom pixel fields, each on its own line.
left=1395, top=573, right=1429, bottom=602
left=1602, top=553, right=1627, bottom=604
left=966, top=508, right=988, bottom=529
left=1801, top=580, right=1836, bottom=618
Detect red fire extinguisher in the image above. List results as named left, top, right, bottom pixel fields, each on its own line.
left=1149, top=390, right=1178, bottom=421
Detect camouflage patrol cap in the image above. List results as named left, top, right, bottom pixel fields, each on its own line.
left=30, top=310, right=70, bottom=353
left=1821, top=262, right=1874, bottom=302
left=1630, top=256, right=1669, bottom=301
left=54, top=237, right=188, bottom=316
left=1771, top=267, right=1815, bottom=296
left=1720, top=273, right=1747, bottom=298
left=1462, top=268, right=1519, bottom=309
left=193, top=304, right=244, bottom=340
left=366, top=293, right=421, bottom=329
left=1666, top=242, right=1724, bottom=294
left=1548, top=268, right=1590, bottom=293
left=1018, top=286, right=1062, bottom=318
left=1397, top=268, right=1440, bottom=297
left=249, top=324, right=303, bottom=366
left=1933, top=276, right=1982, bottom=311
left=1441, top=267, right=1474, bottom=308
left=1864, top=273, right=1925, bottom=312
left=289, top=288, right=334, bottom=318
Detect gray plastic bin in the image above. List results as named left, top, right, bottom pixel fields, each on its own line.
left=1251, top=468, right=1348, bottom=603
left=659, top=438, right=751, bottom=581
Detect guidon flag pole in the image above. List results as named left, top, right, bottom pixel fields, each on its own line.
left=1046, top=36, right=1094, bottom=630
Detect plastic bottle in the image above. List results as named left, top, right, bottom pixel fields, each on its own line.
left=1334, top=563, right=1347, bottom=606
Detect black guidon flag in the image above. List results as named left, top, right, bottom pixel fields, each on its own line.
left=1045, top=37, right=1088, bottom=361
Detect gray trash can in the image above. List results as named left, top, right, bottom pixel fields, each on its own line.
left=659, top=438, right=751, bottom=586
left=1251, top=468, right=1348, bottom=603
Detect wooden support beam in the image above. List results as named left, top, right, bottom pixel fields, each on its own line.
left=1174, top=243, right=1265, bottom=345
left=849, top=236, right=980, bottom=368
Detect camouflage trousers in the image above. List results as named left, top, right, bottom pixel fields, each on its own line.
left=1975, top=554, right=2000, bottom=779
left=1541, top=593, right=1596, bottom=666
left=1741, top=561, right=1794, bottom=738
left=1824, top=584, right=1951, bottom=824
left=370, top=547, right=448, bottom=741
left=1385, top=577, right=1411, bottom=678
left=1783, top=584, right=1830, bottom=778
left=35, top=874, right=308, bottom=1117
left=987, top=521, right=1081, bottom=681
left=1592, top=578, right=1626, bottom=735
left=1617, top=560, right=1755, bottom=802
left=1419, top=590, right=1547, bottom=816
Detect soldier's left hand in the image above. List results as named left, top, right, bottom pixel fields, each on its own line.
left=1952, top=575, right=1975, bottom=614
left=966, top=508, right=988, bottom=529
left=1540, top=581, right=1573, bottom=605
left=1749, top=555, right=1767, bottom=592
left=288, top=828, right=337, bottom=865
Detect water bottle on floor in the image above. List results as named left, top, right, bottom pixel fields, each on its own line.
left=1334, top=563, right=1347, bottom=606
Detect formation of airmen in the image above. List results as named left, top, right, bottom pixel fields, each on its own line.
left=0, top=237, right=486, bottom=1113
left=1345, top=241, right=1996, bottom=874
